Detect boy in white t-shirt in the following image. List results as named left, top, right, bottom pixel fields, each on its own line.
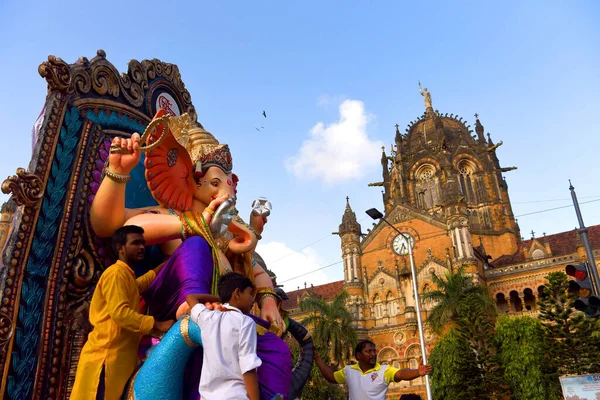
left=187, top=273, right=262, bottom=400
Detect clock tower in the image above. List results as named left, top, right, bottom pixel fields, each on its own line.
left=334, top=88, right=521, bottom=398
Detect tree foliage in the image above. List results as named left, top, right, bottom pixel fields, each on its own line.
left=496, top=315, right=562, bottom=400
left=537, top=271, right=600, bottom=376
left=424, top=267, right=506, bottom=399
left=428, top=328, right=482, bottom=400
left=458, top=295, right=506, bottom=397
left=421, top=266, right=496, bottom=334
left=299, top=290, right=357, bottom=367
left=288, top=341, right=345, bottom=400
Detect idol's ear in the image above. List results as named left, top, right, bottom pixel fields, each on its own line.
left=144, top=110, right=195, bottom=212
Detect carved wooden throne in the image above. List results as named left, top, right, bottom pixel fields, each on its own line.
left=0, top=50, right=198, bottom=400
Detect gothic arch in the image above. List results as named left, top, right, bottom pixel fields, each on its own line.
left=404, top=344, right=422, bottom=368
left=417, top=260, right=447, bottom=278
left=452, top=153, right=484, bottom=171
left=412, top=163, right=441, bottom=209
left=378, top=347, right=399, bottom=364
left=409, top=157, right=443, bottom=180
left=454, top=157, right=485, bottom=204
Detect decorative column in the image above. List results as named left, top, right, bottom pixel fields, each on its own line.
left=454, top=227, right=464, bottom=258
left=461, top=228, right=473, bottom=258
left=517, top=291, right=525, bottom=312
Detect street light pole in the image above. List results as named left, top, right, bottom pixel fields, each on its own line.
left=366, top=208, right=433, bottom=400
left=570, top=182, right=600, bottom=295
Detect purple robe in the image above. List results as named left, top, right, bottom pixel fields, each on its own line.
left=143, top=236, right=292, bottom=400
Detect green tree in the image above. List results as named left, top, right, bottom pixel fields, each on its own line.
left=495, top=315, right=562, bottom=400
left=288, top=341, right=345, bottom=400
left=421, top=266, right=496, bottom=334
left=428, top=328, right=482, bottom=400
left=537, top=271, right=600, bottom=375
left=455, top=293, right=506, bottom=398
left=423, top=267, right=506, bottom=399
left=299, top=290, right=357, bottom=367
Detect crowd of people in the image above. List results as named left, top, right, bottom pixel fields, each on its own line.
left=70, top=226, right=431, bottom=399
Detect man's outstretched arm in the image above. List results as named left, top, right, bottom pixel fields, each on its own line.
left=313, top=345, right=339, bottom=384
left=393, top=363, right=432, bottom=382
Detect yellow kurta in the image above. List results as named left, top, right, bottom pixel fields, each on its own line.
left=70, top=260, right=156, bottom=400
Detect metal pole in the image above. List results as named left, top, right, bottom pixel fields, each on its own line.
left=570, top=182, right=600, bottom=295
left=381, top=216, right=433, bottom=400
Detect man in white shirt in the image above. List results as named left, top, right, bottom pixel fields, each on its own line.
left=314, top=339, right=432, bottom=400
left=187, top=273, right=262, bottom=400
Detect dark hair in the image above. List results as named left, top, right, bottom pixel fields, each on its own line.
left=354, top=339, right=376, bottom=358
left=400, top=395, right=422, bottom=400
left=112, top=225, right=145, bottom=255
left=218, top=272, right=255, bottom=303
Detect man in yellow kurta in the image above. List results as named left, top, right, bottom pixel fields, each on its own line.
left=70, top=225, right=175, bottom=400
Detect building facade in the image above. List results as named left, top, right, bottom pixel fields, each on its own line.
left=282, top=98, right=600, bottom=399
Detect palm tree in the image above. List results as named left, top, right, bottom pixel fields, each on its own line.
left=423, top=266, right=506, bottom=399
left=421, top=266, right=496, bottom=334
left=299, top=290, right=357, bottom=367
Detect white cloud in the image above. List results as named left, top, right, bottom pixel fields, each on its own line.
left=286, top=99, right=383, bottom=185
left=255, top=241, right=331, bottom=293
left=316, top=94, right=345, bottom=107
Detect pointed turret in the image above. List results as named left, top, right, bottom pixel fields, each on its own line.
left=339, top=197, right=362, bottom=236
left=395, top=124, right=403, bottom=153
left=475, top=113, right=485, bottom=143
left=381, top=146, right=389, bottom=182
left=337, top=198, right=364, bottom=289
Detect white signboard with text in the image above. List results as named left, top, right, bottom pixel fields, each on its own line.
left=560, top=374, right=600, bottom=399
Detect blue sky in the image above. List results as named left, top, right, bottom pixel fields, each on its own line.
left=0, top=1, right=599, bottom=291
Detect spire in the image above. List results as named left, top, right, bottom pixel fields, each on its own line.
left=338, top=197, right=362, bottom=236
left=395, top=123, right=403, bottom=153
left=475, top=113, right=485, bottom=143
left=381, top=146, right=389, bottom=181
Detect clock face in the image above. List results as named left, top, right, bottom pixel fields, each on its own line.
left=392, top=233, right=414, bottom=255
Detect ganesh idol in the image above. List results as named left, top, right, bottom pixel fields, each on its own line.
left=89, top=110, right=299, bottom=399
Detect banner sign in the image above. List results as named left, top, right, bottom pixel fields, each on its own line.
left=560, top=374, right=600, bottom=399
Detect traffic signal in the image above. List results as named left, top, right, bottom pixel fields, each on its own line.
left=566, top=263, right=600, bottom=318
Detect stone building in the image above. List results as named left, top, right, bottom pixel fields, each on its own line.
left=282, top=98, right=600, bottom=399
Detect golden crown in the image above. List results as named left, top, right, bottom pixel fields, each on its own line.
left=169, top=113, right=233, bottom=174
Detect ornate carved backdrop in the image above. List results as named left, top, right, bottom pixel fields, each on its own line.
left=0, top=50, right=197, bottom=400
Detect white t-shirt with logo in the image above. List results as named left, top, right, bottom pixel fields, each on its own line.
left=334, top=362, right=399, bottom=400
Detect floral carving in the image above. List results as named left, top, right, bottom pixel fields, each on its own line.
left=38, top=55, right=71, bottom=92
left=1, top=168, right=44, bottom=207
left=37, top=50, right=194, bottom=117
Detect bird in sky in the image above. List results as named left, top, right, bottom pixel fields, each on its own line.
left=255, top=127, right=261, bottom=131
left=262, top=110, right=267, bottom=118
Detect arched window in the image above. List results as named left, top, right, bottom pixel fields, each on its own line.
left=406, top=345, right=421, bottom=370
left=386, top=292, right=396, bottom=316
left=421, top=284, right=432, bottom=309
left=373, top=294, right=382, bottom=319
left=457, top=160, right=479, bottom=204
left=415, top=164, right=439, bottom=210
left=378, top=348, right=399, bottom=365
